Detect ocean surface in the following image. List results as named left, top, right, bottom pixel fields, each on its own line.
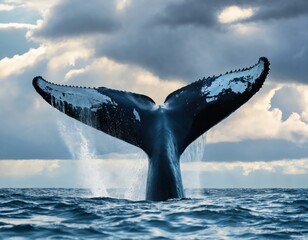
left=0, top=188, right=307, bottom=239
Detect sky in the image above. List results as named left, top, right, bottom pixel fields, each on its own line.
left=0, top=0, right=307, bottom=192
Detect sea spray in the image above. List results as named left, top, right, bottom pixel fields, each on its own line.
left=124, top=153, right=147, bottom=201
left=57, top=116, right=205, bottom=199
left=57, top=117, right=147, bottom=200
left=181, top=134, right=206, bottom=193
left=57, top=118, right=108, bottom=198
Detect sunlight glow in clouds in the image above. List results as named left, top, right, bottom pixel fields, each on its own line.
left=218, top=6, right=254, bottom=23
left=4, top=0, right=55, bottom=13
left=0, top=4, right=15, bottom=11
left=64, top=56, right=184, bottom=104
left=0, top=23, right=36, bottom=30
left=116, top=0, right=131, bottom=11
left=0, top=158, right=307, bottom=188
left=46, top=42, right=92, bottom=71
left=0, top=160, right=60, bottom=177
left=0, top=47, right=45, bottom=79
left=181, top=159, right=308, bottom=176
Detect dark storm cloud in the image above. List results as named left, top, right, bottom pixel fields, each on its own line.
left=204, top=139, right=308, bottom=162
left=148, top=0, right=308, bottom=83
left=155, top=0, right=308, bottom=27
left=100, top=28, right=202, bottom=81
left=96, top=2, right=256, bottom=81
left=246, top=0, right=308, bottom=22
left=154, top=0, right=222, bottom=28
left=33, top=0, right=120, bottom=39
left=32, top=0, right=307, bottom=84
left=93, top=0, right=308, bottom=84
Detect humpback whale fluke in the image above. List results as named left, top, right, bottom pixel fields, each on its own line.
left=33, top=57, right=270, bottom=201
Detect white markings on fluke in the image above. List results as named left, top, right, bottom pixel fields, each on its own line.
left=202, top=60, right=264, bottom=103
left=37, top=77, right=118, bottom=112
left=133, top=108, right=141, bottom=122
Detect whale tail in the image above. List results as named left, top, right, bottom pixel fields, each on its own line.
left=33, top=57, right=270, bottom=200
left=33, top=57, right=270, bottom=156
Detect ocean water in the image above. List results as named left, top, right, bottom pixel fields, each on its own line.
left=0, top=188, right=307, bottom=239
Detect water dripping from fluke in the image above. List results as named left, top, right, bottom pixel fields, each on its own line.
left=58, top=115, right=206, bottom=200
left=57, top=118, right=108, bottom=198
left=124, top=153, right=147, bottom=201
left=57, top=117, right=148, bottom=200
left=181, top=134, right=206, bottom=198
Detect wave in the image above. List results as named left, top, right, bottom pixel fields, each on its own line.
left=0, top=188, right=307, bottom=239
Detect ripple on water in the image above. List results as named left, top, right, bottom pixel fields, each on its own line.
left=0, top=188, right=307, bottom=239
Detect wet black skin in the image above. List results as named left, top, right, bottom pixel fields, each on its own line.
left=33, top=57, right=270, bottom=201
left=144, top=107, right=185, bottom=201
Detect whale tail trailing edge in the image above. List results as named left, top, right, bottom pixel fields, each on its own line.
left=33, top=57, right=270, bottom=156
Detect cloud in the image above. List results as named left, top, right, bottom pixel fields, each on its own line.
left=0, top=160, right=60, bottom=177
left=0, top=28, right=38, bottom=58
left=0, top=47, right=45, bottom=79
left=0, top=3, right=41, bottom=24
left=0, top=4, right=16, bottom=11
left=0, top=43, right=77, bottom=159
left=33, top=0, right=121, bottom=39
left=91, top=0, right=307, bottom=84
left=63, top=56, right=184, bottom=103
left=24, top=0, right=308, bottom=84
left=44, top=41, right=93, bottom=72
left=218, top=6, right=253, bottom=24
left=154, top=0, right=221, bottom=28
left=0, top=158, right=307, bottom=189
left=5, top=0, right=55, bottom=13
left=116, top=0, right=131, bottom=12
left=204, top=139, right=308, bottom=162
left=182, top=159, right=308, bottom=176
left=245, top=0, right=308, bottom=22
left=0, top=23, right=36, bottom=30
left=270, top=85, right=306, bottom=121
left=155, top=0, right=308, bottom=28
left=207, top=82, right=308, bottom=144
left=99, top=26, right=201, bottom=80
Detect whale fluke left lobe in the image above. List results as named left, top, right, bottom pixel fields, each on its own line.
left=33, top=76, right=157, bottom=153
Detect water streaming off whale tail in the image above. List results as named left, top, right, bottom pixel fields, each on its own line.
left=57, top=116, right=205, bottom=200
left=181, top=134, right=206, bottom=194
left=124, top=153, right=147, bottom=201
left=57, top=117, right=147, bottom=200
left=57, top=118, right=109, bottom=198
left=181, top=134, right=206, bottom=163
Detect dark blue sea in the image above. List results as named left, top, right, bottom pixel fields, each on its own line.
left=0, top=188, right=307, bottom=239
